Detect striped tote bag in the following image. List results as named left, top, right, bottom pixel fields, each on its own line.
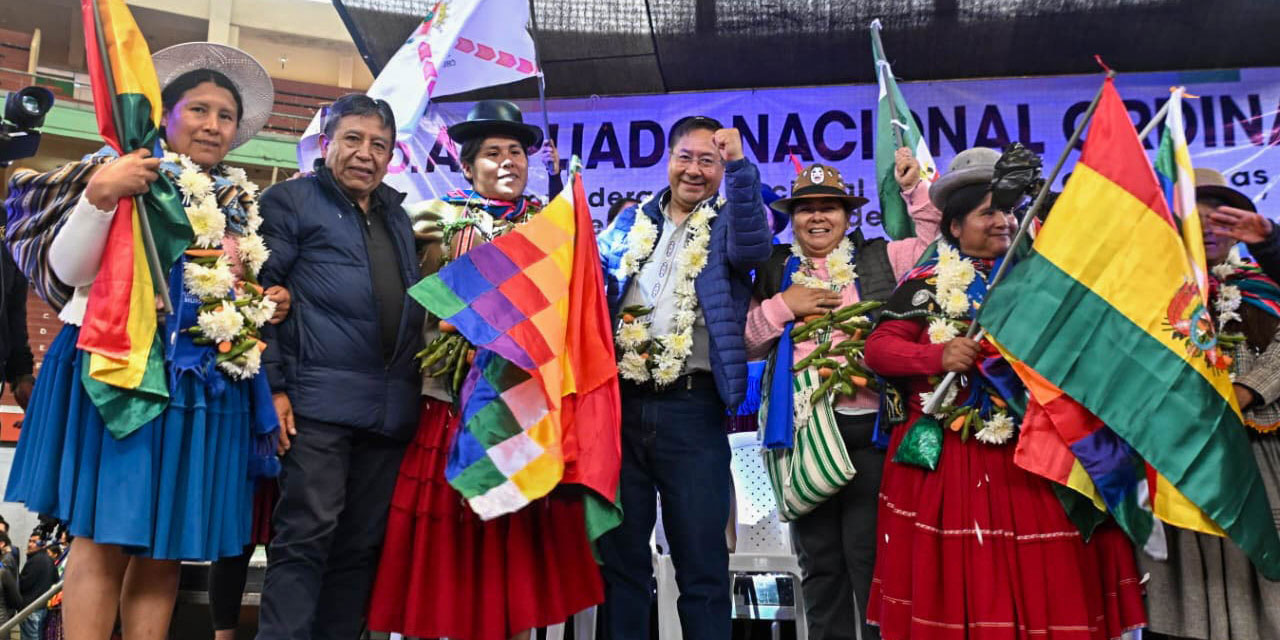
left=760, top=366, right=857, bottom=522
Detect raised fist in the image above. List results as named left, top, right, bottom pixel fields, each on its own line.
left=712, top=128, right=744, bottom=163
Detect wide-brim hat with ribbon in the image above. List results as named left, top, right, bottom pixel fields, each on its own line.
left=1194, top=167, right=1255, bottom=213
left=929, top=147, right=1002, bottom=209
left=447, top=99, right=544, bottom=150
left=769, top=163, right=868, bottom=214
left=151, top=42, right=274, bottom=150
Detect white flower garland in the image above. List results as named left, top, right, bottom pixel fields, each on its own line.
left=927, top=317, right=961, bottom=345
left=974, top=411, right=1015, bottom=445
left=615, top=196, right=722, bottom=385
left=1211, top=246, right=1246, bottom=281
left=1216, top=284, right=1243, bottom=329
left=935, top=242, right=977, bottom=319
left=1213, top=247, right=1246, bottom=330
left=921, top=243, right=1014, bottom=445
left=167, top=152, right=275, bottom=380
left=791, top=237, right=856, bottom=291
left=619, top=214, right=659, bottom=279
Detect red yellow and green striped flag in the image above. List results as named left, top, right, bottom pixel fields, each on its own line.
left=980, top=77, right=1280, bottom=578
left=79, top=0, right=192, bottom=437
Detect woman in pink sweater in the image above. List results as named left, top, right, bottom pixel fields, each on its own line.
left=744, top=149, right=939, bottom=640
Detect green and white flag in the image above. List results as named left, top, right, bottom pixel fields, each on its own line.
left=871, top=19, right=938, bottom=240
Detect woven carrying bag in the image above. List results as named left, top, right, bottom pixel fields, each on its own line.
left=760, top=366, right=856, bottom=522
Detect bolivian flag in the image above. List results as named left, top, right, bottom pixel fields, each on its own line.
left=980, top=77, right=1280, bottom=579
left=79, top=0, right=191, bottom=438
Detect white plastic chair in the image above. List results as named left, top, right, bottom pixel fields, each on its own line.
left=544, top=606, right=596, bottom=640
left=654, top=432, right=808, bottom=640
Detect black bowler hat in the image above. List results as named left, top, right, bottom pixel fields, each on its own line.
left=446, top=99, right=544, bottom=150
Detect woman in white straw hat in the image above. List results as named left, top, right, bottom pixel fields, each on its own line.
left=2, top=42, right=279, bottom=640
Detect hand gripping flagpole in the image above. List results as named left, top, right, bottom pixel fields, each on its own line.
left=89, top=0, right=172, bottom=314
left=526, top=0, right=556, bottom=176
left=921, top=70, right=1115, bottom=416
left=869, top=19, right=905, bottom=150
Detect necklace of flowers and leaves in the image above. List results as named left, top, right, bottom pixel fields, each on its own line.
left=164, top=151, right=275, bottom=380
left=1210, top=247, right=1247, bottom=334
left=416, top=198, right=546, bottom=399
left=791, top=237, right=856, bottom=293
left=916, top=242, right=1015, bottom=445
left=615, top=195, right=722, bottom=386
left=786, top=300, right=881, bottom=428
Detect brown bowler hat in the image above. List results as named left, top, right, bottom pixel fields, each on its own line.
left=1194, top=168, right=1255, bottom=213
left=769, top=164, right=869, bottom=214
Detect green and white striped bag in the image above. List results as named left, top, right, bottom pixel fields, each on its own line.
left=759, top=366, right=857, bottom=522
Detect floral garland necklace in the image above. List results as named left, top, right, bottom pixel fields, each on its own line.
left=616, top=195, right=722, bottom=385
left=790, top=237, right=856, bottom=291
left=1211, top=247, right=1246, bottom=330
left=919, top=242, right=1015, bottom=445
left=165, top=151, right=276, bottom=380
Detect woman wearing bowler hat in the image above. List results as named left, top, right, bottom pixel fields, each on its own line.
left=861, top=147, right=1148, bottom=640
left=745, top=148, right=939, bottom=640
left=366, top=99, right=603, bottom=640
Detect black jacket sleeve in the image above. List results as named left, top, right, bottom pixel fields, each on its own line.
left=0, top=568, right=19, bottom=613
left=1248, top=221, right=1280, bottom=283
left=18, top=553, right=52, bottom=607
left=548, top=171, right=564, bottom=200
left=258, top=183, right=302, bottom=394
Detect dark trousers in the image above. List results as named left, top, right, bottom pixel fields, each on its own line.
left=791, top=414, right=884, bottom=640
left=599, top=380, right=732, bottom=640
left=256, top=416, right=405, bottom=640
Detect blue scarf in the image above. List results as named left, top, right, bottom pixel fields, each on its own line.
left=762, top=256, right=801, bottom=449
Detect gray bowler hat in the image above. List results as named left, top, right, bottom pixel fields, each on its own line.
left=928, top=147, right=1001, bottom=209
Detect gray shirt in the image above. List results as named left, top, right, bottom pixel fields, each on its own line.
left=620, top=195, right=711, bottom=374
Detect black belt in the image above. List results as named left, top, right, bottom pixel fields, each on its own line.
left=621, top=371, right=717, bottom=394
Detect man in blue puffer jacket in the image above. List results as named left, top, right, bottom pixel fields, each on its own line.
left=596, top=116, right=772, bottom=640
left=254, top=94, right=425, bottom=640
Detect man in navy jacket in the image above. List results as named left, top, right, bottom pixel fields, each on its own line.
left=255, top=94, right=424, bottom=640
left=596, top=116, right=772, bottom=639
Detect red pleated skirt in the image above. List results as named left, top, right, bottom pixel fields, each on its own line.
left=867, top=409, right=1148, bottom=640
left=249, top=479, right=278, bottom=546
left=367, top=398, right=604, bottom=640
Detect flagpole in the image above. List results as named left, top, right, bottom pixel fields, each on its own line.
left=869, top=20, right=905, bottom=149
left=922, top=71, right=1115, bottom=416
left=89, top=0, right=172, bottom=314
left=1137, top=97, right=1173, bottom=142
left=526, top=0, right=556, bottom=175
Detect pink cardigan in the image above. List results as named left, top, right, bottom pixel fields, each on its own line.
left=745, top=181, right=941, bottom=412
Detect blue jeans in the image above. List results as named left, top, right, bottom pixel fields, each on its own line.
left=19, top=608, right=45, bottom=640
left=599, top=382, right=732, bottom=640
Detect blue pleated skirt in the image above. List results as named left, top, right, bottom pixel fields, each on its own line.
left=5, top=325, right=254, bottom=561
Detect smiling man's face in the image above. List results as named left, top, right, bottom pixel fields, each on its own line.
left=323, top=114, right=393, bottom=207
